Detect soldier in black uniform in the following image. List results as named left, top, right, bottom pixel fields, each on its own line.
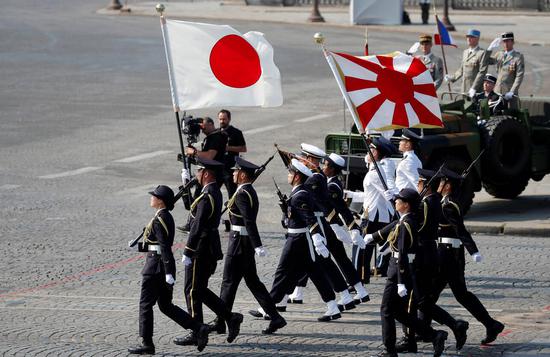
left=473, top=74, right=505, bottom=115
left=433, top=167, right=505, bottom=345
left=128, top=185, right=209, bottom=354
left=173, top=158, right=244, bottom=347
left=253, top=159, right=340, bottom=321
left=211, top=157, right=287, bottom=335
left=218, top=109, right=247, bottom=198
left=393, top=169, right=469, bottom=352
left=323, top=153, right=371, bottom=305
left=367, top=188, right=448, bottom=357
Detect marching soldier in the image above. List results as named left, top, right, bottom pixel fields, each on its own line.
left=473, top=74, right=505, bottom=115
left=388, top=129, right=422, bottom=197
left=174, top=158, right=244, bottom=347
left=444, top=29, right=489, bottom=97
left=416, top=35, right=444, bottom=90
left=433, top=167, right=505, bottom=345
left=128, top=185, right=209, bottom=354
left=215, top=157, right=287, bottom=335
left=251, top=159, right=341, bottom=321
left=323, top=153, right=371, bottom=305
left=367, top=188, right=448, bottom=357
left=487, top=32, right=525, bottom=108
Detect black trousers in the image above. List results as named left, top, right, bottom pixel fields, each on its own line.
left=219, top=240, right=282, bottom=319
left=381, top=258, right=437, bottom=353
left=352, top=220, right=388, bottom=284
left=184, top=253, right=232, bottom=324
left=270, top=234, right=335, bottom=304
left=139, top=273, right=199, bottom=339
left=324, top=220, right=361, bottom=286
left=420, top=3, right=430, bottom=24
left=430, top=245, right=494, bottom=328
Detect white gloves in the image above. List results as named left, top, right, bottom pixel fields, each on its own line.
left=181, top=168, right=190, bottom=184
left=363, top=233, right=374, bottom=245
left=397, top=284, right=407, bottom=297
left=312, top=233, right=329, bottom=258
left=165, top=274, right=175, bottom=285
left=383, top=190, right=394, bottom=201
left=487, top=37, right=501, bottom=51
left=330, top=224, right=353, bottom=245
left=468, top=88, right=476, bottom=98
left=407, top=42, right=420, bottom=55
left=379, top=246, right=392, bottom=256
left=255, top=246, right=267, bottom=257
left=504, top=91, right=515, bottom=100
left=472, top=252, right=483, bottom=263
left=350, top=229, right=366, bottom=249
left=182, top=255, right=192, bottom=266
left=444, top=74, right=451, bottom=83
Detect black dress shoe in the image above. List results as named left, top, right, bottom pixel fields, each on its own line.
left=207, top=317, right=226, bottom=334
left=454, top=319, right=469, bottom=350
left=370, top=349, right=397, bottom=357
left=432, top=330, right=448, bottom=357
left=176, top=223, right=190, bottom=233
left=317, top=313, right=341, bottom=322
left=286, top=298, right=303, bottom=304
left=173, top=332, right=197, bottom=346
left=481, top=320, right=504, bottom=345
left=276, top=306, right=287, bottom=312
left=226, top=312, right=243, bottom=343
left=128, top=340, right=155, bottom=355
left=248, top=309, right=271, bottom=320
left=395, top=336, right=417, bottom=353
left=353, top=295, right=370, bottom=305
left=337, top=301, right=356, bottom=312
left=195, top=324, right=210, bottom=352
left=262, top=317, right=287, bottom=334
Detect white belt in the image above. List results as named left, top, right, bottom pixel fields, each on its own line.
left=314, top=211, right=324, bottom=217
left=231, top=225, right=248, bottom=235
left=148, top=245, right=161, bottom=253
left=287, top=227, right=308, bottom=234
left=391, top=252, right=416, bottom=262
left=438, top=237, right=462, bottom=248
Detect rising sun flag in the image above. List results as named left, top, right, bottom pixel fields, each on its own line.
left=325, top=51, right=444, bottom=132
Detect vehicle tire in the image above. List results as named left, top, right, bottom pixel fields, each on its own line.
left=483, top=174, right=530, bottom=199
left=479, top=115, right=530, bottom=180
left=428, top=155, right=476, bottom=215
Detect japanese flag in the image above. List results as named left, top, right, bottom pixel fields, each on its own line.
left=161, top=19, right=283, bottom=110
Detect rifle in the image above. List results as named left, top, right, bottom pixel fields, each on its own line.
left=174, top=177, right=198, bottom=205
left=462, top=149, right=485, bottom=179
left=128, top=228, right=145, bottom=248
left=419, top=163, right=446, bottom=198
left=273, top=177, right=288, bottom=215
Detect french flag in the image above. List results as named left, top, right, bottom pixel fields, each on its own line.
left=434, top=17, right=457, bottom=47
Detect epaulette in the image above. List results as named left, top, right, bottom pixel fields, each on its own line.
left=418, top=201, right=428, bottom=232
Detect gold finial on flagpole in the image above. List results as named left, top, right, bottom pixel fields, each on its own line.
left=155, top=3, right=165, bottom=15
left=313, top=32, right=325, bottom=45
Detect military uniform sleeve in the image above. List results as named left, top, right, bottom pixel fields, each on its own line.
left=294, top=193, right=322, bottom=235
left=511, top=53, right=525, bottom=94
left=442, top=202, right=479, bottom=255
left=450, top=52, right=464, bottom=82
left=372, top=220, right=398, bottom=243
left=184, top=194, right=213, bottom=257
left=154, top=212, right=176, bottom=276
left=235, top=190, right=262, bottom=248
left=472, top=50, right=489, bottom=91
left=487, top=50, right=499, bottom=65
left=327, top=182, right=355, bottom=228
left=434, top=57, right=444, bottom=89
left=396, top=221, right=412, bottom=285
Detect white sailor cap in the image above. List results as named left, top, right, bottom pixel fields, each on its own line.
left=326, top=153, right=345, bottom=168
left=289, top=158, right=313, bottom=177
left=300, top=143, right=326, bottom=159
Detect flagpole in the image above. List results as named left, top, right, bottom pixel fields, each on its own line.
left=314, top=33, right=388, bottom=191
left=433, top=9, right=453, bottom=95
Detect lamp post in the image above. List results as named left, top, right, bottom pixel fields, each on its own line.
left=442, top=0, right=455, bottom=31
left=308, top=0, right=325, bottom=22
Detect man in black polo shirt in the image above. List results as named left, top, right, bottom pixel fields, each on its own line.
left=185, top=117, right=228, bottom=171
left=218, top=109, right=247, bottom=198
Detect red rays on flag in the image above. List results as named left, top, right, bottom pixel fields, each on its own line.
left=330, top=51, right=443, bottom=132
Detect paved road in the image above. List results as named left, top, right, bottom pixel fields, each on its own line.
left=1, top=1, right=550, bottom=355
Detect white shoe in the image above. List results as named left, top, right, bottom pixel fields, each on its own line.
left=337, top=290, right=356, bottom=311
left=277, top=294, right=288, bottom=308
left=353, top=283, right=370, bottom=304
left=318, top=300, right=341, bottom=322
left=288, top=286, right=304, bottom=303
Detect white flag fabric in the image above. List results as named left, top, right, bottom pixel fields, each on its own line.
left=161, top=19, right=283, bottom=110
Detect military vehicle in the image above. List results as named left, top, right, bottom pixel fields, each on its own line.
left=325, top=96, right=550, bottom=213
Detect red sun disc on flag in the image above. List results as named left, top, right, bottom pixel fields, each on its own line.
left=209, top=34, right=262, bottom=88
left=332, top=51, right=443, bottom=131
